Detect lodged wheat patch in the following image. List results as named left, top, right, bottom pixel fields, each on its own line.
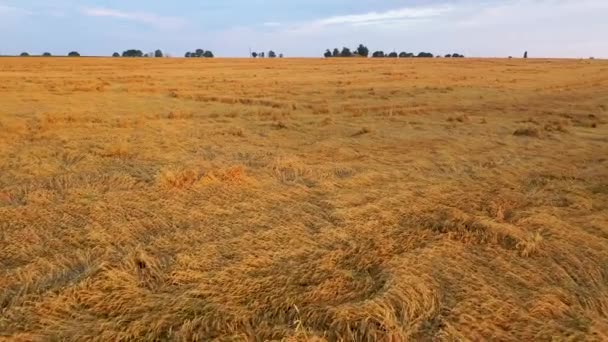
left=0, top=57, right=607, bottom=341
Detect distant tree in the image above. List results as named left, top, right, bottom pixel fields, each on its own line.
left=356, top=44, right=369, bottom=57
left=259, top=52, right=265, bottom=58
left=524, top=51, right=528, bottom=58
left=324, top=49, right=332, bottom=58
left=112, top=52, right=120, bottom=57
left=42, top=52, right=52, bottom=57
left=203, top=51, right=214, bottom=58
left=122, top=49, right=144, bottom=57
left=399, top=52, right=407, bottom=58
left=185, top=52, right=192, bottom=58
left=279, top=53, right=284, bottom=58
left=388, top=52, right=398, bottom=58
left=332, top=48, right=340, bottom=57
left=195, top=49, right=204, bottom=57
left=416, top=52, right=434, bottom=58
left=372, top=51, right=385, bottom=58
left=144, top=53, right=150, bottom=57
left=154, top=49, right=163, bottom=58
left=20, top=52, right=30, bottom=57
left=268, top=50, right=277, bottom=58
left=68, top=51, right=80, bottom=57
left=340, top=47, right=352, bottom=57
left=252, top=52, right=258, bottom=58
left=451, top=53, right=464, bottom=58
left=444, top=54, right=452, bottom=58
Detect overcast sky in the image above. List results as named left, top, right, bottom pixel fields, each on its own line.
left=1, top=0, right=606, bottom=57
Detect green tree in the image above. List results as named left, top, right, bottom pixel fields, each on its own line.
left=20, top=52, right=30, bottom=57
left=324, top=49, right=332, bottom=58
left=372, top=51, right=385, bottom=58
left=112, top=52, right=120, bottom=57
left=122, top=49, right=143, bottom=57
left=252, top=52, right=258, bottom=58
left=340, top=47, right=352, bottom=57
left=259, top=52, right=265, bottom=58
left=388, top=52, right=398, bottom=58
left=195, top=49, right=204, bottom=57
left=356, top=44, right=369, bottom=57
left=417, top=52, right=434, bottom=58
left=42, top=52, right=52, bottom=57
left=268, top=50, right=277, bottom=58
left=332, top=48, right=340, bottom=57
left=203, top=51, right=214, bottom=58
left=155, top=49, right=163, bottom=58
left=524, top=51, right=528, bottom=58
left=68, top=51, right=81, bottom=57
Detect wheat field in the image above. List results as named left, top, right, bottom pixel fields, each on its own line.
left=1, top=57, right=607, bottom=341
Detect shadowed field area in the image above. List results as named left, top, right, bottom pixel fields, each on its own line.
left=1, top=57, right=607, bottom=340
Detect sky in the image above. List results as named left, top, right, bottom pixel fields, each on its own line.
left=0, top=0, right=607, bottom=58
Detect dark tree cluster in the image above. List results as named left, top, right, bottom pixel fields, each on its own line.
left=444, top=53, right=465, bottom=58
left=122, top=49, right=144, bottom=57
left=68, top=51, right=81, bottom=57
left=371, top=51, right=437, bottom=58
left=185, top=49, right=214, bottom=58
left=324, top=44, right=369, bottom=58
left=416, top=52, right=434, bottom=58
left=251, top=51, right=283, bottom=58
left=326, top=45, right=445, bottom=59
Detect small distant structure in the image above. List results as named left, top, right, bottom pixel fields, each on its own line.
left=524, top=51, right=528, bottom=59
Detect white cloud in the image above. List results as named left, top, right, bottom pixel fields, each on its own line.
left=82, top=7, right=186, bottom=29
left=313, top=5, right=453, bottom=27
left=279, top=4, right=454, bottom=34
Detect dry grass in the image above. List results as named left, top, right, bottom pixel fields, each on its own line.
left=1, top=57, right=608, bottom=341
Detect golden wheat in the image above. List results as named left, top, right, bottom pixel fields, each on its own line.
left=1, top=57, right=607, bottom=341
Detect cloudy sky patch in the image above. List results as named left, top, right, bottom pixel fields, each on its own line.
left=0, top=0, right=605, bottom=57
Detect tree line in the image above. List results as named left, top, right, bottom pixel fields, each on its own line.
left=323, top=44, right=464, bottom=58
left=14, top=49, right=215, bottom=58
left=184, top=49, right=214, bottom=58
left=8, top=47, right=534, bottom=59
left=19, top=51, right=81, bottom=57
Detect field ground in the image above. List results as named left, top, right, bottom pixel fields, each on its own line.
left=1, top=57, right=608, bottom=340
